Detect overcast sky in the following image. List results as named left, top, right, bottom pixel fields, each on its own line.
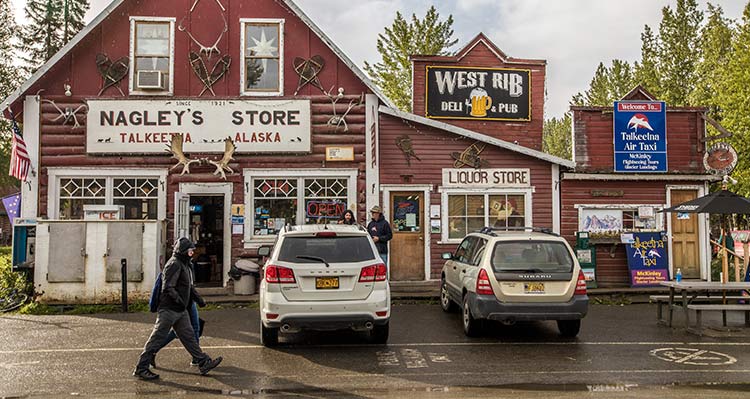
left=9, top=0, right=747, bottom=118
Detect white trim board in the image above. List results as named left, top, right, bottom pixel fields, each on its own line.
left=239, top=18, right=285, bottom=97
left=178, top=182, right=233, bottom=288
left=380, top=184, right=432, bottom=281
left=563, top=173, right=720, bottom=181
left=1, top=0, right=395, bottom=110
left=379, top=106, right=575, bottom=168
left=46, top=167, right=168, bottom=220
left=21, top=96, right=40, bottom=219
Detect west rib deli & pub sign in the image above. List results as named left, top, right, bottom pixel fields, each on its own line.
left=425, top=66, right=531, bottom=121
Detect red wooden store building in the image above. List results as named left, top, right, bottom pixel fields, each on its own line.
left=562, top=87, right=719, bottom=287
left=3, top=0, right=393, bottom=302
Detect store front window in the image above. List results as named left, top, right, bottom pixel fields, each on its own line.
left=442, top=191, right=530, bottom=242
left=50, top=170, right=166, bottom=220
left=245, top=170, right=357, bottom=242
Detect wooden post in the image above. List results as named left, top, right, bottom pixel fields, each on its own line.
left=744, top=242, right=750, bottom=281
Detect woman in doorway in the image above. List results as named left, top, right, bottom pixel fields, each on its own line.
left=339, top=209, right=356, bottom=225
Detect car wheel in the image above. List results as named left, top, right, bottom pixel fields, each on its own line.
left=261, top=321, right=279, bottom=347
left=462, top=295, right=482, bottom=337
left=557, top=320, right=581, bottom=337
left=371, top=321, right=389, bottom=344
left=440, top=277, right=458, bottom=313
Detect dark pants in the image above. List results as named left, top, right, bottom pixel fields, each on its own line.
left=135, top=308, right=209, bottom=371
left=153, top=301, right=200, bottom=354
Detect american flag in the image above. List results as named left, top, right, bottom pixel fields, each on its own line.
left=8, top=112, right=30, bottom=182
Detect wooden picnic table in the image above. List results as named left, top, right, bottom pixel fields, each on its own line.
left=659, top=280, right=750, bottom=329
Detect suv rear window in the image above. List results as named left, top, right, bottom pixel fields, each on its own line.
left=490, top=240, right=573, bottom=273
left=278, top=236, right=377, bottom=263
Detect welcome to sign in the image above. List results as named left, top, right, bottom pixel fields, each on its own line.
left=86, top=99, right=311, bottom=154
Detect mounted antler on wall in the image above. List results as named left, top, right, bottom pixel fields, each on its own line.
left=41, top=99, right=88, bottom=128
left=322, top=87, right=363, bottom=132
left=207, top=137, right=236, bottom=180
left=166, top=133, right=200, bottom=174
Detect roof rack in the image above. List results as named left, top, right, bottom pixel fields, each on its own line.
left=477, top=226, right=559, bottom=237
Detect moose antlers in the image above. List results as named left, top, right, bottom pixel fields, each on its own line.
left=207, top=137, right=236, bottom=180
left=166, top=134, right=236, bottom=180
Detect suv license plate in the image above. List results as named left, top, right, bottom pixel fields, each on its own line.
left=524, top=282, right=545, bottom=294
left=316, top=277, right=340, bottom=289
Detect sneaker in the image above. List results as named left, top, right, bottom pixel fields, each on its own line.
left=133, top=368, right=159, bottom=380
left=190, top=359, right=200, bottom=367
left=149, top=356, right=156, bottom=369
left=199, top=356, right=223, bottom=375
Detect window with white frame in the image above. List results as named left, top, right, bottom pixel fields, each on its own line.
left=55, top=175, right=162, bottom=220
left=130, top=17, right=174, bottom=94
left=241, top=19, right=284, bottom=95
left=443, top=191, right=529, bottom=242
left=59, top=178, right=107, bottom=220
left=245, top=170, right=356, bottom=241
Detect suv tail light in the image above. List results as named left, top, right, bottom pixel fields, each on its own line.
left=575, top=270, right=587, bottom=295
left=265, top=265, right=296, bottom=284
left=476, top=268, right=494, bottom=295
left=359, top=263, right=387, bottom=282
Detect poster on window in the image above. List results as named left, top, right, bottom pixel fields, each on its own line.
left=579, top=209, right=623, bottom=232
left=393, top=199, right=419, bottom=232
left=625, top=232, right=670, bottom=287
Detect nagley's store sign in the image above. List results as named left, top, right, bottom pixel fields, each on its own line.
left=442, top=168, right=531, bottom=188
left=86, top=99, right=312, bottom=153
left=425, top=66, right=531, bottom=121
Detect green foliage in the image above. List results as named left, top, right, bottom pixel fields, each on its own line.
left=572, top=60, right=636, bottom=107
left=0, top=247, right=32, bottom=307
left=715, top=3, right=750, bottom=196
left=633, top=25, right=661, bottom=97
left=0, top=2, right=23, bottom=188
left=689, top=3, right=733, bottom=113
left=16, top=0, right=89, bottom=74
left=657, top=0, right=703, bottom=106
left=543, top=113, right=572, bottom=160
left=364, top=6, right=458, bottom=111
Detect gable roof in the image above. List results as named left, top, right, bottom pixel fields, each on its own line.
left=2, top=0, right=395, bottom=112
left=379, top=106, right=575, bottom=168
left=621, top=84, right=657, bottom=101
left=410, top=32, right=546, bottom=66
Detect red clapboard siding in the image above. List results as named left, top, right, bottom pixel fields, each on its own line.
left=573, top=109, right=706, bottom=173
left=379, top=113, right=555, bottom=279
left=411, top=37, right=545, bottom=152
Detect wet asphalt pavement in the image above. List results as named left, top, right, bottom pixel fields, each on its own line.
left=2, top=303, right=750, bottom=398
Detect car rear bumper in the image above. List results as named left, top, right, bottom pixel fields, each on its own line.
left=260, top=287, right=390, bottom=331
left=467, top=292, right=588, bottom=321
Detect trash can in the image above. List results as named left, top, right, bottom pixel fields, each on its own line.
left=231, top=259, right=260, bottom=295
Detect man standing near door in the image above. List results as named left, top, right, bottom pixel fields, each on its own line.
left=368, top=205, right=393, bottom=264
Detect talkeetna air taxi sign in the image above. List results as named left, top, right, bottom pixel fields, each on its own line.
left=425, top=66, right=530, bottom=121
left=613, top=101, right=667, bottom=173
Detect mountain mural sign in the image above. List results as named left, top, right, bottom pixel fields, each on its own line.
left=613, top=101, right=667, bottom=173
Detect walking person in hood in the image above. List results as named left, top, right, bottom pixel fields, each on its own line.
left=367, top=205, right=392, bottom=264
left=133, top=237, right=222, bottom=380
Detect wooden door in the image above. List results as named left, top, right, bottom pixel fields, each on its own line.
left=390, top=192, right=425, bottom=281
left=670, top=189, right=701, bottom=278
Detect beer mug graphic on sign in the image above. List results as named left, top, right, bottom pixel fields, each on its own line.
left=469, top=88, right=492, bottom=118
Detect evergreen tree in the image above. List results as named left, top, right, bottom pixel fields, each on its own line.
left=609, top=59, right=635, bottom=100
left=62, top=0, right=89, bottom=44
left=583, top=63, right=611, bottom=106
left=570, top=60, right=634, bottom=107
left=542, top=113, right=572, bottom=160
left=0, top=1, right=22, bottom=187
left=656, top=0, right=703, bottom=106
left=364, top=6, right=458, bottom=112
left=715, top=3, right=750, bottom=196
left=633, top=25, right=661, bottom=98
left=689, top=3, right=733, bottom=115
left=17, top=0, right=89, bottom=74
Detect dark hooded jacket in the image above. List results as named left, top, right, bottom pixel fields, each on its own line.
left=367, top=214, right=392, bottom=254
left=159, top=237, right=205, bottom=312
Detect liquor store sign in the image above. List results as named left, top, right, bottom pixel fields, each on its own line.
left=86, top=99, right=311, bottom=153
left=442, top=168, right=530, bottom=188
left=425, top=66, right=530, bottom=121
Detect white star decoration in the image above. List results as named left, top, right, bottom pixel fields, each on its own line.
left=248, top=29, right=277, bottom=72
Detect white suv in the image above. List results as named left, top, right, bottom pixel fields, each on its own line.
left=440, top=227, right=588, bottom=337
left=258, top=224, right=391, bottom=346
